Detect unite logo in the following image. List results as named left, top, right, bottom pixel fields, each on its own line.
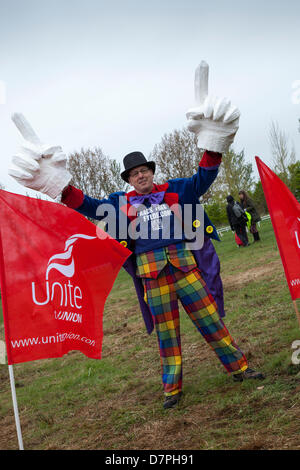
left=31, top=234, right=96, bottom=314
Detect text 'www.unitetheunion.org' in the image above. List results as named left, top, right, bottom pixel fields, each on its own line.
left=10, top=332, right=96, bottom=349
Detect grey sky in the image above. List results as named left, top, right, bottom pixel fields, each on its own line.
left=0, top=0, right=299, bottom=197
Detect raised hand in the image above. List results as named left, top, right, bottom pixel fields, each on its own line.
left=9, top=113, right=71, bottom=199
left=186, top=61, right=240, bottom=153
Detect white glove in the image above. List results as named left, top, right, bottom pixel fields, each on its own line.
left=9, top=113, right=72, bottom=199
left=186, top=61, right=240, bottom=153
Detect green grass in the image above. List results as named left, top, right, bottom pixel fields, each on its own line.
left=0, top=219, right=300, bottom=450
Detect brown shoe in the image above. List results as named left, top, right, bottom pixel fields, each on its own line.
left=163, top=392, right=182, bottom=409
left=233, top=368, right=265, bottom=382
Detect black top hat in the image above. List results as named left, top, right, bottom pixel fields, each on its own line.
left=121, top=151, right=155, bottom=183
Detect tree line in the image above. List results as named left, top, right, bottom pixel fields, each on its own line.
left=66, top=120, right=299, bottom=227
left=2, top=120, right=299, bottom=228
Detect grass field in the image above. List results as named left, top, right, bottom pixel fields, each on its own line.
left=0, top=219, right=300, bottom=450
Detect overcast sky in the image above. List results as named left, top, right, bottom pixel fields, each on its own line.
left=0, top=0, right=299, bottom=197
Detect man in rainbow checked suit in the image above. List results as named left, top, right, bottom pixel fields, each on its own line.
left=9, top=62, right=265, bottom=409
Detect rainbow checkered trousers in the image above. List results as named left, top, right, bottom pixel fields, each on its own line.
left=136, top=242, right=197, bottom=278
left=142, top=261, right=248, bottom=396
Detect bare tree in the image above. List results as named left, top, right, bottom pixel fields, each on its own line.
left=217, top=148, right=254, bottom=198
left=269, top=120, right=296, bottom=183
left=149, top=128, right=204, bottom=182
left=67, top=147, right=128, bottom=199
left=149, top=127, right=254, bottom=205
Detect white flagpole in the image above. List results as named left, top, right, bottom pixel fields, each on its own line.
left=8, top=364, right=24, bottom=450
left=0, top=218, right=24, bottom=449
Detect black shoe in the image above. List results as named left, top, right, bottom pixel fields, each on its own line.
left=163, top=392, right=182, bottom=409
left=233, top=368, right=265, bottom=382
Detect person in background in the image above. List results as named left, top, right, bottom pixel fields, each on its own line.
left=239, top=190, right=261, bottom=242
left=226, top=195, right=249, bottom=246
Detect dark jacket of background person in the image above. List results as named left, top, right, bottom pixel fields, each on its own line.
left=226, top=195, right=247, bottom=229
left=226, top=195, right=249, bottom=246
left=238, top=190, right=261, bottom=223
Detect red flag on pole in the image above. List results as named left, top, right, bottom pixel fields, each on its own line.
left=255, top=157, right=300, bottom=301
left=0, top=190, right=130, bottom=365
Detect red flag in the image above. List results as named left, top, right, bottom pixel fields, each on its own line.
left=235, top=233, right=244, bottom=246
left=0, top=190, right=130, bottom=365
left=256, top=157, right=300, bottom=300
